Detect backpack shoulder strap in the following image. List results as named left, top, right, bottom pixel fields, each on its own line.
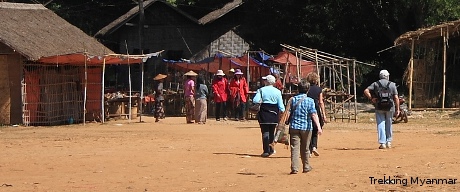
left=386, top=81, right=391, bottom=88
left=376, top=81, right=383, bottom=88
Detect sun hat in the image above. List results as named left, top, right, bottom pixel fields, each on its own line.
left=234, top=69, right=243, bottom=75
left=184, top=70, right=198, bottom=76
left=153, top=74, right=167, bottom=80
left=216, top=70, right=225, bottom=76
left=229, top=68, right=235, bottom=73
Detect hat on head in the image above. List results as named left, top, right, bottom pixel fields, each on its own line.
left=379, top=69, right=390, bottom=79
left=153, top=74, right=167, bottom=80
left=234, top=69, right=243, bottom=75
left=184, top=70, right=198, bottom=76
left=216, top=70, right=225, bottom=76
left=229, top=68, right=235, bottom=73
left=262, top=75, right=276, bottom=84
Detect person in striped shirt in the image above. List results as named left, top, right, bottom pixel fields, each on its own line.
left=288, top=79, right=323, bottom=174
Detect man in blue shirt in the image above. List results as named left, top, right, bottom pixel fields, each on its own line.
left=288, top=80, right=322, bottom=174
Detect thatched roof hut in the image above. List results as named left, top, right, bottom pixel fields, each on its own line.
left=394, top=19, right=460, bottom=110
left=0, top=2, right=113, bottom=61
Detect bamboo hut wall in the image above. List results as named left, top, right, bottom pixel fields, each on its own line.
left=0, top=55, right=10, bottom=125
left=23, top=64, right=102, bottom=126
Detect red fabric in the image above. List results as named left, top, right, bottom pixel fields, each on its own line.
left=229, top=77, right=249, bottom=103
left=212, top=77, right=228, bottom=102
left=271, top=51, right=316, bottom=83
left=274, top=79, right=284, bottom=90
left=24, top=70, right=40, bottom=123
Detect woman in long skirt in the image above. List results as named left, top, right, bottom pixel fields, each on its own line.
left=184, top=70, right=198, bottom=123
left=194, top=77, right=208, bottom=124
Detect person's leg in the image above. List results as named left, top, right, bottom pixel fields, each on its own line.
left=239, top=101, right=246, bottom=120
left=154, top=101, right=160, bottom=122
left=215, top=102, right=221, bottom=120
left=300, top=130, right=313, bottom=172
left=222, top=101, right=228, bottom=120
left=310, top=124, right=318, bottom=155
left=289, top=129, right=301, bottom=173
left=375, top=110, right=387, bottom=147
left=194, top=99, right=201, bottom=123
left=268, top=124, right=276, bottom=154
left=202, top=99, right=208, bottom=123
left=260, top=124, right=271, bottom=156
left=160, top=101, right=165, bottom=119
left=185, top=97, right=191, bottom=123
left=385, top=110, right=394, bottom=147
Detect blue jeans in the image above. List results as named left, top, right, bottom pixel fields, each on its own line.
left=375, top=110, right=394, bottom=144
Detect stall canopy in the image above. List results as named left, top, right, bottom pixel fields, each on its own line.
left=166, top=54, right=269, bottom=73
left=271, top=51, right=316, bottom=82
left=36, top=52, right=163, bottom=65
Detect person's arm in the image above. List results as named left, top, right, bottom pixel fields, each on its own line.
left=319, top=92, right=327, bottom=122
left=212, top=81, right=220, bottom=99
left=311, top=113, right=322, bottom=135
left=252, top=89, right=262, bottom=103
left=277, top=92, right=285, bottom=113
left=364, top=88, right=377, bottom=104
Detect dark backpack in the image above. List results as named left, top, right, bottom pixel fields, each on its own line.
left=375, top=81, right=393, bottom=111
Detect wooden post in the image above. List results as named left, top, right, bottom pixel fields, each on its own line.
left=101, top=57, right=106, bottom=123
left=353, top=60, right=357, bottom=123
left=442, top=28, right=447, bottom=110
left=138, top=0, right=145, bottom=122
left=315, top=50, right=320, bottom=85
left=409, top=39, right=415, bottom=110
left=295, top=51, right=300, bottom=82
left=83, top=52, right=87, bottom=126
left=246, top=52, right=250, bottom=85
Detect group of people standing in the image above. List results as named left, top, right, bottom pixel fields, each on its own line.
left=181, top=68, right=250, bottom=124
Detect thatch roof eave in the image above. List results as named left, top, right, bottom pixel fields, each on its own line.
left=394, top=19, right=460, bottom=46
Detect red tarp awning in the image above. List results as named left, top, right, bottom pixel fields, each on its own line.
left=271, top=51, right=316, bottom=83
left=37, top=53, right=144, bottom=65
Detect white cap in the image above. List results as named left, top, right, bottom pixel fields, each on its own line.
left=379, top=70, right=390, bottom=79
left=262, top=75, right=276, bottom=84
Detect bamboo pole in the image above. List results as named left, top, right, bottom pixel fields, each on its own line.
left=315, top=50, right=320, bottom=85
left=353, top=60, right=357, bottom=123
left=295, top=51, right=300, bottom=82
left=247, top=52, right=250, bottom=85
left=83, top=52, right=87, bottom=126
left=442, top=28, right=448, bottom=110
left=125, top=40, right=132, bottom=123
left=409, top=39, right=415, bottom=110
left=101, top=57, right=106, bottom=123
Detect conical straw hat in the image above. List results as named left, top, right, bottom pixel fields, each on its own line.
left=153, top=74, right=167, bottom=80
left=184, top=70, right=198, bottom=76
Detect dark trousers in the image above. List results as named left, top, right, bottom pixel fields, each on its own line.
left=260, top=124, right=276, bottom=154
left=215, top=102, right=226, bottom=120
left=234, top=102, right=245, bottom=119
left=309, top=125, right=318, bottom=151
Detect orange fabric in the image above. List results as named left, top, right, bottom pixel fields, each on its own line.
left=274, top=79, right=284, bottom=90
left=24, top=70, right=40, bottom=123
left=229, top=77, right=249, bottom=103
left=37, top=54, right=143, bottom=65
left=81, top=68, right=102, bottom=113
left=271, top=51, right=316, bottom=83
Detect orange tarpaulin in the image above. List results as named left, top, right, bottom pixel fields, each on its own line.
left=37, top=53, right=144, bottom=65
left=271, top=51, right=316, bottom=83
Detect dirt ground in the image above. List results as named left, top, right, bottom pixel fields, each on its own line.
left=1, top=111, right=460, bottom=192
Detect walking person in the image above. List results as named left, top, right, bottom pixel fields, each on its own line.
left=288, top=79, right=323, bottom=174
left=306, top=72, right=327, bottom=156
left=184, top=70, right=198, bottom=124
left=153, top=74, right=167, bottom=122
left=229, top=69, right=249, bottom=121
left=364, top=70, right=399, bottom=149
left=212, top=70, right=228, bottom=121
left=194, top=76, right=208, bottom=124
left=252, top=75, right=285, bottom=157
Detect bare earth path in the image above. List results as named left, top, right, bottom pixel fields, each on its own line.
left=1, top=112, right=460, bottom=191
